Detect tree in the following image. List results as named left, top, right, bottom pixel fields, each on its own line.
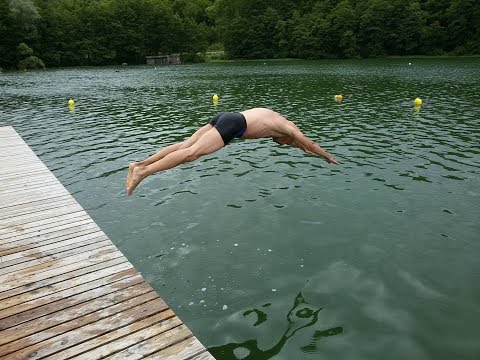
left=0, top=0, right=42, bottom=68
left=17, top=42, right=44, bottom=69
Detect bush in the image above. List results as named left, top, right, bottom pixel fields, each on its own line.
left=18, top=56, right=45, bottom=70
left=17, top=43, right=45, bottom=70
left=17, top=43, right=34, bottom=57
left=206, top=50, right=226, bottom=61
left=181, top=52, right=206, bottom=63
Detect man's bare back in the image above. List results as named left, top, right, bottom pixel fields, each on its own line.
left=126, top=108, right=338, bottom=195
left=240, top=108, right=291, bottom=139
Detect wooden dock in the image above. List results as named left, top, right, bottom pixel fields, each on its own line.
left=0, top=127, right=214, bottom=360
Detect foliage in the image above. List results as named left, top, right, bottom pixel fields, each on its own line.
left=215, top=0, right=480, bottom=59
left=16, top=42, right=44, bottom=69
left=0, top=0, right=478, bottom=69
left=18, top=55, right=45, bottom=69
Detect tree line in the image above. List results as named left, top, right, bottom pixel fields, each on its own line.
left=0, top=0, right=478, bottom=70
left=216, top=0, right=479, bottom=59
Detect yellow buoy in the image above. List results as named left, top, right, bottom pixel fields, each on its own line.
left=212, top=94, right=219, bottom=102
left=334, top=94, right=343, bottom=102
left=414, top=98, right=422, bottom=106
left=68, top=99, right=75, bottom=107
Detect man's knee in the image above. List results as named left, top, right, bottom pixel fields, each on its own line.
left=185, top=145, right=209, bottom=162
left=183, top=147, right=201, bottom=162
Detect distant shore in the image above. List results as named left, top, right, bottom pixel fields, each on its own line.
left=1, top=54, right=479, bottom=73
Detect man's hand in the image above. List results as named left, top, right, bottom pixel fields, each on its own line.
left=326, top=155, right=339, bottom=164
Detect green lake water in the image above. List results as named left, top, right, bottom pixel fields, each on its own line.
left=1, top=58, right=479, bottom=359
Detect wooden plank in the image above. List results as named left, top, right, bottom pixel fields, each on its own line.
left=0, top=139, right=36, bottom=147
left=0, top=293, right=164, bottom=359
left=0, top=148, right=39, bottom=157
left=0, top=177, right=54, bottom=192
left=0, top=141, right=33, bottom=148
left=0, top=142, right=33, bottom=150
left=0, top=244, right=118, bottom=290
left=0, top=143, right=37, bottom=150
left=0, top=149, right=40, bottom=157
left=0, top=155, right=40, bottom=164
left=0, top=134, right=30, bottom=140
left=0, top=143, right=34, bottom=151
left=146, top=337, right=208, bottom=360
left=0, top=255, right=127, bottom=302
left=0, top=194, right=73, bottom=219
left=106, top=325, right=193, bottom=360
left=0, top=132, right=26, bottom=139
left=0, top=276, right=148, bottom=341
left=0, top=126, right=17, bottom=135
left=0, top=135, right=18, bottom=140
left=0, top=236, right=110, bottom=272
left=0, top=177, right=60, bottom=195
left=0, top=235, right=111, bottom=273
left=0, top=143, right=35, bottom=149
left=47, top=312, right=180, bottom=360
left=0, top=163, right=50, bottom=174
left=0, top=170, right=53, bottom=185
left=0, top=218, right=99, bottom=247
left=1, top=175, right=58, bottom=190
left=0, top=187, right=71, bottom=211
left=0, top=196, right=77, bottom=221
left=0, top=164, right=48, bottom=177
left=0, top=162, right=47, bottom=174
left=3, top=297, right=168, bottom=359
left=0, top=224, right=101, bottom=258
left=0, top=130, right=25, bottom=136
left=0, top=203, right=85, bottom=232
left=0, top=268, right=144, bottom=330
left=0, top=261, right=132, bottom=311
left=0, top=156, right=42, bottom=164
left=0, top=168, right=49, bottom=183
left=0, top=225, right=101, bottom=263
left=0, top=175, right=58, bottom=191
left=0, top=206, right=86, bottom=237
left=0, top=184, right=69, bottom=206
left=0, top=212, right=91, bottom=241
left=0, top=148, right=37, bottom=155
left=0, top=228, right=104, bottom=261
left=0, top=173, right=53, bottom=187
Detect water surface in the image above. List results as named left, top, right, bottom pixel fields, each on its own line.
left=1, top=59, right=479, bottom=359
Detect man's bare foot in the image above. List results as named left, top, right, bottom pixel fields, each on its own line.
left=126, top=162, right=137, bottom=190
left=127, top=166, right=147, bottom=196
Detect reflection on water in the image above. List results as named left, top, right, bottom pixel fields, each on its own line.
left=209, top=291, right=343, bottom=359
left=0, top=59, right=479, bottom=359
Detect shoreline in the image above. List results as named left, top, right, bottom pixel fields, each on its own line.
left=1, top=55, right=479, bottom=72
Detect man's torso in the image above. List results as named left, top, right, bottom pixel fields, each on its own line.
left=240, top=108, right=290, bottom=139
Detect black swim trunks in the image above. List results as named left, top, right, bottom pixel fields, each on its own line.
left=209, top=112, right=247, bottom=145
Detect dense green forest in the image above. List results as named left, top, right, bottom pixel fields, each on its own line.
left=0, top=0, right=479, bottom=69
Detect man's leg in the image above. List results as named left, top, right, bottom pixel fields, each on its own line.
left=137, top=124, right=213, bottom=166
left=127, top=124, right=213, bottom=188
left=127, top=127, right=224, bottom=195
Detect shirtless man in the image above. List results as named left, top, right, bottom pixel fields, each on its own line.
left=126, top=108, right=338, bottom=195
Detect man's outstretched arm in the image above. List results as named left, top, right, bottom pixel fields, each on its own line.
left=290, top=131, right=339, bottom=164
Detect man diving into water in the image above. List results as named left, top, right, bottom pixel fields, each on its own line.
left=126, top=108, right=339, bottom=195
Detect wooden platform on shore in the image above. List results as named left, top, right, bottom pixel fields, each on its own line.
left=0, top=127, right=214, bottom=359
